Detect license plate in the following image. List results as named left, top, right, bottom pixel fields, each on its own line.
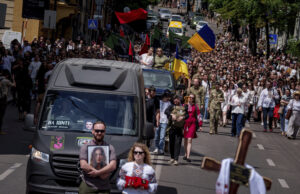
left=65, top=192, right=78, bottom=194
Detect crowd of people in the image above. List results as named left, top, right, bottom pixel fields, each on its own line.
left=144, top=20, right=300, bottom=167
left=0, top=28, right=156, bottom=133
left=0, top=3, right=299, bottom=176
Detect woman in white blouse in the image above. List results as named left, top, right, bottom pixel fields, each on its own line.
left=286, top=91, right=300, bottom=140
left=140, top=48, right=154, bottom=67
left=221, top=84, right=230, bottom=127
left=117, top=143, right=157, bottom=194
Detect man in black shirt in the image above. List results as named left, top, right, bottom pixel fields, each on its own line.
left=146, top=86, right=159, bottom=126
left=145, top=86, right=159, bottom=147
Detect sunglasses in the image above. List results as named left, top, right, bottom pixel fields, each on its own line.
left=94, top=129, right=105, bottom=133
left=133, top=151, right=145, bottom=155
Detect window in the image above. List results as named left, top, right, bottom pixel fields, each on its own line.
left=143, top=71, right=174, bottom=90
left=40, top=91, right=138, bottom=136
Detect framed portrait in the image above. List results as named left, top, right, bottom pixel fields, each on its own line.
left=88, top=146, right=109, bottom=170
left=82, top=119, right=96, bottom=131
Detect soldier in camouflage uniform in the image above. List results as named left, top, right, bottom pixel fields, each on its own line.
left=165, top=95, right=188, bottom=165
left=187, top=78, right=205, bottom=111
left=208, top=82, right=224, bottom=134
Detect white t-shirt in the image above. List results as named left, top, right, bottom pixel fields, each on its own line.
left=159, top=100, right=171, bottom=124
left=290, top=69, right=296, bottom=78
left=140, top=53, right=154, bottom=66
left=202, top=80, right=209, bottom=98
left=28, top=61, right=42, bottom=80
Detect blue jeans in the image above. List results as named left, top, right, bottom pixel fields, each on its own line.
left=262, top=107, right=274, bottom=130
left=155, top=123, right=168, bottom=151
left=204, top=97, right=209, bottom=120
left=232, top=113, right=244, bottom=136
left=280, top=107, right=286, bottom=132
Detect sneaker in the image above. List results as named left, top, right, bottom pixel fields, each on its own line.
left=186, top=158, right=191, bottom=162
left=173, top=160, right=179, bottom=166
left=152, top=148, right=158, bottom=154
left=261, top=122, right=264, bottom=126
left=168, top=159, right=175, bottom=164
left=158, top=149, right=164, bottom=155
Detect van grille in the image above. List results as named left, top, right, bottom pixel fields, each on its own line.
left=51, top=154, right=80, bottom=179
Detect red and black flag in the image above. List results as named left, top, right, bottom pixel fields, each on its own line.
left=139, top=34, right=150, bottom=55
left=115, top=8, right=147, bottom=32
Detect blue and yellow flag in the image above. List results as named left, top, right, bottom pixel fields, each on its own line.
left=188, top=24, right=215, bottom=52
left=172, top=45, right=189, bottom=80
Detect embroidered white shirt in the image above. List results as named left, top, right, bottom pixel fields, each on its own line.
left=117, top=162, right=157, bottom=194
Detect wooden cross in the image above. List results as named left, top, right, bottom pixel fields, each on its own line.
left=201, top=128, right=272, bottom=194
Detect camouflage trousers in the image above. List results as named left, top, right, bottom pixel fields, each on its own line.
left=209, top=109, right=221, bottom=134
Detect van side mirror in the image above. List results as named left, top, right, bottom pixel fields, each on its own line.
left=24, top=114, right=36, bottom=132
left=145, top=122, right=154, bottom=139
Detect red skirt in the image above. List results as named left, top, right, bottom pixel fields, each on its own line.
left=273, top=104, right=280, bottom=119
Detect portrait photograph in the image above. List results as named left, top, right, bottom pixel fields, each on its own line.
left=82, top=119, right=96, bottom=131
left=88, top=146, right=109, bottom=170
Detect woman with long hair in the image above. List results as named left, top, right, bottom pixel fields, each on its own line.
left=117, top=143, right=157, bottom=194
left=183, top=94, right=201, bottom=162
left=90, top=147, right=107, bottom=170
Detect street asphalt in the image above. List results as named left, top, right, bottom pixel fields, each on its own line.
left=0, top=101, right=299, bottom=194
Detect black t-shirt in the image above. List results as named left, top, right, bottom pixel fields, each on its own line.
left=146, top=96, right=159, bottom=124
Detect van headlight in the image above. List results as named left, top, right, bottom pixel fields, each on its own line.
left=31, top=147, right=49, bottom=162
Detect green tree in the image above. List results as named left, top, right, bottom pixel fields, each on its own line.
left=208, top=0, right=300, bottom=57
left=286, top=39, right=300, bottom=60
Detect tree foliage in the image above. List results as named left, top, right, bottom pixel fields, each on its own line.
left=208, top=0, right=300, bottom=56
left=286, top=39, right=300, bottom=60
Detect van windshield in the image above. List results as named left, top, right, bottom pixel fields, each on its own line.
left=39, top=91, right=138, bottom=135
left=143, top=70, right=174, bottom=90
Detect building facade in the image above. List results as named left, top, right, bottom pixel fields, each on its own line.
left=0, top=0, right=114, bottom=44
